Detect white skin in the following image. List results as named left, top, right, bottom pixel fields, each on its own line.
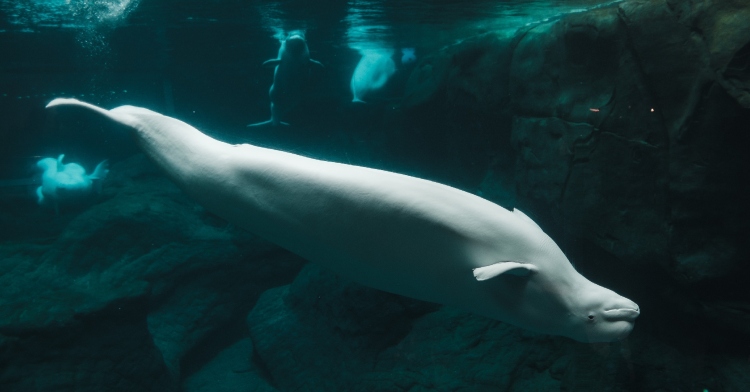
left=351, top=49, right=396, bottom=103
left=36, top=155, right=108, bottom=208
left=46, top=99, right=640, bottom=342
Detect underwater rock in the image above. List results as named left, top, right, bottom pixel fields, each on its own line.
left=661, top=0, right=750, bottom=108
left=247, top=264, right=438, bottom=391
left=0, top=155, right=304, bottom=391
left=183, top=338, right=277, bottom=392
left=394, top=32, right=515, bottom=188
left=247, top=264, right=572, bottom=391
left=398, top=0, right=750, bottom=286
left=510, top=3, right=674, bottom=269
left=396, top=0, right=750, bottom=343
left=246, top=262, right=750, bottom=391
left=401, top=33, right=511, bottom=112
left=508, top=0, right=750, bottom=288
left=507, top=0, right=750, bottom=341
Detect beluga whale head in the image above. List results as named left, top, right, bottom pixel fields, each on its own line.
left=471, top=211, right=640, bottom=343
left=283, top=32, right=307, bottom=55
left=565, top=283, right=640, bottom=342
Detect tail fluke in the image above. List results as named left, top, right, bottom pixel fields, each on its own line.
left=46, top=98, right=142, bottom=130
left=90, top=160, right=109, bottom=180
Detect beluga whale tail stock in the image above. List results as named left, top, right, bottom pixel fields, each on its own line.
left=45, top=98, right=640, bottom=343
left=249, top=31, right=324, bottom=127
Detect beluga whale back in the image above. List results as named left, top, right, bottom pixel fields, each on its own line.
left=46, top=98, right=640, bottom=343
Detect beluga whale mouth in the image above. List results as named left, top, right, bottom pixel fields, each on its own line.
left=602, top=307, right=640, bottom=321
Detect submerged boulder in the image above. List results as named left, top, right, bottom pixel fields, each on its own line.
left=245, top=262, right=750, bottom=391
left=400, top=0, right=750, bottom=337
left=247, top=264, right=572, bottom=391
left=509, top=0, right=750, bottom=285
left=0, top=155, right=304, bottom=391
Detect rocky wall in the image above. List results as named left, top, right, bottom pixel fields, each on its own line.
left=401, top=0, right=750, bottom=333
left=0, top=156, right=305, bottom=391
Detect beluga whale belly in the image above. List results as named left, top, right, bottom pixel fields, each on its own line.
left=46, top=98, right=640, bottom=343
left=249, top=31, right=323, bottom=127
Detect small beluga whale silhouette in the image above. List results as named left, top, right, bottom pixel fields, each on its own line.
left=46, top=98, right=640, bottom=342
left=249, top=31, right=323, bottom=127
left=36, top=154, right=109, bottom=214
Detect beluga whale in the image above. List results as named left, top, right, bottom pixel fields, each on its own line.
left=36, top=154, right=109, bottom=214
left=249, top=31, right=323, bottom=127
left=350, top=49, right=396, bottom=103
left=45, top=98, right=640, bottom=343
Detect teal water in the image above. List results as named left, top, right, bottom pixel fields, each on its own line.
left=1, top=1, right=749, bottom=391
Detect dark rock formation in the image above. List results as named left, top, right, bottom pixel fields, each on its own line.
left=246, top=263, right=750, bottom=391
left=509, top=0, right=750, bottom=342
left=394, top=32, right=515, bottom=190
left=248, top=264, right=570, bottom=391
left=0, top=155, right=304, bottom=391
left=401, top=0, right=750, bottom=335
left=183, top=338, right=277, bottom=392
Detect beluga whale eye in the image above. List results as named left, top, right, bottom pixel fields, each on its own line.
left=588, top=314, right=595, bottom=321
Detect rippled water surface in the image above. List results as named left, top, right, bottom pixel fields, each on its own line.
left=1, top=0, right=622, bottom=49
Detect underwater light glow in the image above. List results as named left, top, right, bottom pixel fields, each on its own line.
left=0, top=0, right=140, bottom=31
left=255, top=1, right=311, bottom=42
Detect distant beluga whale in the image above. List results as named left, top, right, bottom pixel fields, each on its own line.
left=36, top=154, right=109, bottom=214
left=350, top=49, right=396, bottom=103
left=46, top=98, right=640, bottom=343
left=249, top=32, right=323, bottom=127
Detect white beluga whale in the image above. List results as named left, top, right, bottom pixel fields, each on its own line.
left=350, top=49, right=396, bottom=103
left=249, top=31, right=323, bottom=127
left=36, top=154, right=109, bottom=214
left=46, top=98, right=640, bottom=343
